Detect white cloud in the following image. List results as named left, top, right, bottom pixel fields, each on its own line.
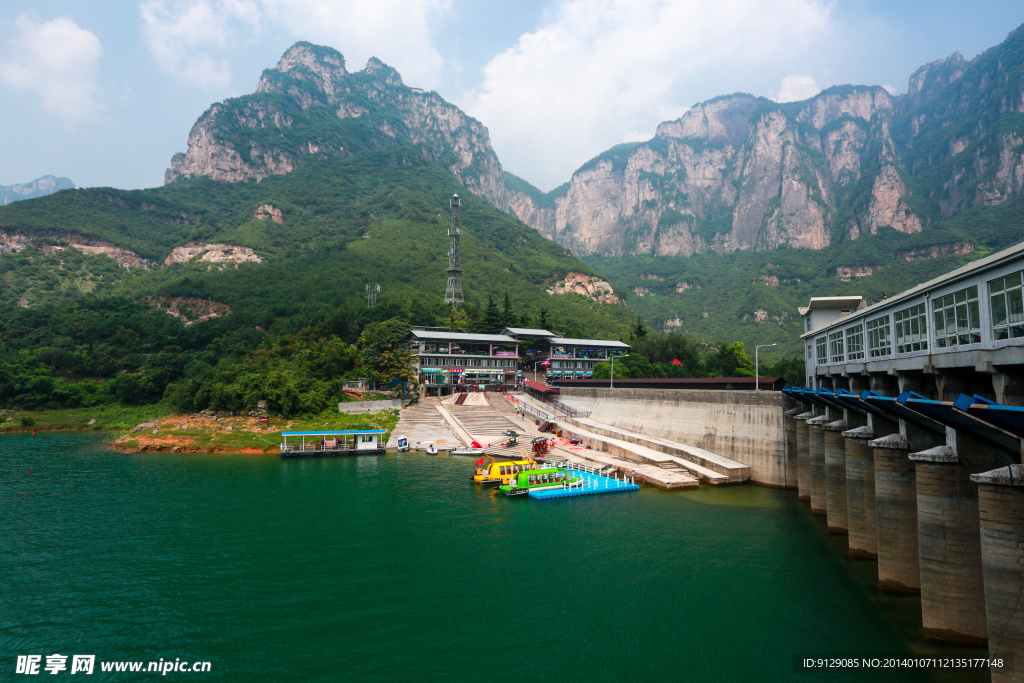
left=0, top=14, right=104, bottom=125
left=139, top=0, right=450, bottom=89
left=465, top=0, right=834, bottom=190
left=140, top=0, right=259, bottom=88
left=775, top=75, right=822, bottom=102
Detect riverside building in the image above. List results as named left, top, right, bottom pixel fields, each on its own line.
left=410, top=326, right=630, bottom=395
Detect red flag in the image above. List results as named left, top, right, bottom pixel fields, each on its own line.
left=671, top=359, right=682, bottom=365
left=475, top=456, right=485, bottom=466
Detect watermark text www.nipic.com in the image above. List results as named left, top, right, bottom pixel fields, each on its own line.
left=16, top=655, right=211, bottom=675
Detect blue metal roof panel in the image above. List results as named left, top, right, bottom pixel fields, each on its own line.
left=831, top=388, right=868, bottom=415
left=962, top=402, right=1024, bottom=440
left=864, top=393, right=944, bottom=434
left=903, top=397, right=1019, bottom=457
left=815, top=388, right=848, bottom=412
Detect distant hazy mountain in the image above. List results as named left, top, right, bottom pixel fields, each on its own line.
left=0, top=175, right=74, bottom=205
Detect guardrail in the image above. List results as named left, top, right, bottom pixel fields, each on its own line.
left=547, top=397, right=592, bottom=418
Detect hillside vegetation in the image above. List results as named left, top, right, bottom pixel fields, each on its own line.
left=591, top=197, right=1024, bottom=356
left=0, top=148, right=632, bottom=336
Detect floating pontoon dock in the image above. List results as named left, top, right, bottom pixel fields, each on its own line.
left=280, top=430, right=386, bottom=457
left=528, top=462, right=640, bottom=499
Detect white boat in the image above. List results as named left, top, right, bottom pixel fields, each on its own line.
left=451, top=448, right=485, bottom=457
left=396, top=435, right=410, bottom=452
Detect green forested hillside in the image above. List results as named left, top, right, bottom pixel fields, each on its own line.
left=0, top=148, right=636, bottom=414
left=0, top=148, right=631, bottom=337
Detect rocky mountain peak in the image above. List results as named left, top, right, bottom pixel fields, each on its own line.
left=164, top=41, right=510, bottom=212
left=655, top=94, right=762, bottom=146
left=906, top=52, right=966, bottom=104
left=256, top=42, right=348, bottom=100
left=0, top=175, right=75, bottom=205
left=795, top=86, right=894, bottom=129
left=363, top=57, right=403, bottom=87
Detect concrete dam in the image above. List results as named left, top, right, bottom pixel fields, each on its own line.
left=519, top=383, right=1020, bottom=682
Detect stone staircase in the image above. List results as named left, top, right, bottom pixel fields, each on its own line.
left=556, top=417, right=748, bottom=485
left=567, top=416, right=750, bottom=484
left=445, top=405, right=521, bottom=442
left=386, top=397, right=458, bottom=450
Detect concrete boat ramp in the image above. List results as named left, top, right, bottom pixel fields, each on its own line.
left=388, top=392, right=749, bottom=489
left=560, top=416, right=750, bottom=485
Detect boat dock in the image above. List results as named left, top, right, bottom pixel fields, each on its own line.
left=528, top=462, right=640, bottom=499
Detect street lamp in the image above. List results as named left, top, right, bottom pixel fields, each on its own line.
left=610, top=354, right=629, bottom=389
left=755, top=343, right=777, bottom=391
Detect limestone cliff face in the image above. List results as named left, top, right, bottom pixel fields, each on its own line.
left=545, top=272, right=622, bottom=304
left=509, top=24, right=1024, bottom=259
left=515, top=88, right=903, bottom=257
left=0, top=229, right=152, bottom=269
left=166, top=43, right=509, bottom=210
left=164, top=243, right=261, bottom=268
left=146, top=296, right=231, bottom=326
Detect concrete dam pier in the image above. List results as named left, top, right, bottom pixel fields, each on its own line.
left=786, top=384, right=1024, bottom=680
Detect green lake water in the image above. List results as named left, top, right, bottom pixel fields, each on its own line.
left=0, top=432, right=987, bottom=682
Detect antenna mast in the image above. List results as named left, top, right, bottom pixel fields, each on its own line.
left=444, top=194, right=464, bottom=305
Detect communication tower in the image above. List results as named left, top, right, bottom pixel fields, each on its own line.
left=444, top=194, right=464, bottom=305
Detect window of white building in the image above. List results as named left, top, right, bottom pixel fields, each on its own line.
left=846, top=324, right=864, bottom=361
left=933, top=285, right=981, bottom=347
left=866, top=316, right=891, bottom=357
left=829, top=330, right=844, bottom=364
left=894, top=303, right=928, bottom=353
left=990, top=270, right=1024, bottom=340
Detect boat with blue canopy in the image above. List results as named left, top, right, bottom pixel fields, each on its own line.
left=280, top=430, right=386, bottom=457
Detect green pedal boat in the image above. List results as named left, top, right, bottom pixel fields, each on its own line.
left=498, top=467, right=583, bottom=496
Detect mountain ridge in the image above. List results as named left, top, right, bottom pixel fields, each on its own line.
left=0, top=175, right=74, bottom=206
left=503, top=24, right=1024, bottom=261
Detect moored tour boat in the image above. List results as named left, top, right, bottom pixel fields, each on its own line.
left=472, top=458, right=538, bottom=486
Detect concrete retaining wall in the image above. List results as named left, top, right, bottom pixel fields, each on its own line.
left=338, top=400, right=403, bottom=414
left=784, top=409, right=801, bottom=489
left=796, top=415, right=812, bottom=501
left=556, top=388, right=787, bottom=486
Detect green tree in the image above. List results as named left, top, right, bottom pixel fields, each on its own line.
left=715, top=341, right=755, bottom=377
left=478, top=295, right=502, bottom=334
left=447, top=307, right=471, bottom=331
left=631, top=316, right=648, bottom=341
left=501, top=291, right=514, bottom=328
left=358, top=317, right=415, bottom=389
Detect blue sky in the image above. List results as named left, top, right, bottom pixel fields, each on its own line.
left=1, top=0, right=1022, bottom=192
